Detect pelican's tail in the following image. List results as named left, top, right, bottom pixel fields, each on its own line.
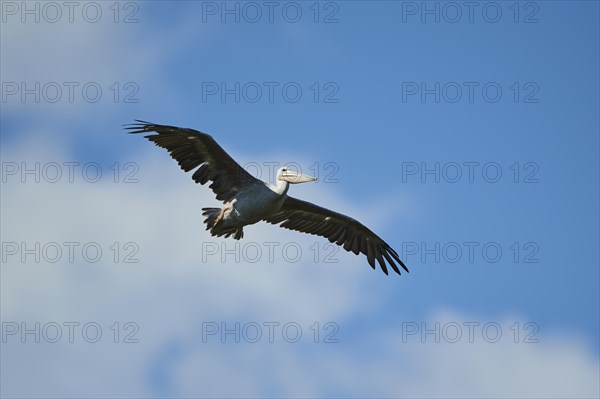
left=201, top=208, right=244, bottom=240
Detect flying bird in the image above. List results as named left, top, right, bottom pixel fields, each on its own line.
left=126, top=121, right=408, bottom=275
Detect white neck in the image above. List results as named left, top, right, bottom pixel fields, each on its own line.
left=268, top=179, right=289, bottom=196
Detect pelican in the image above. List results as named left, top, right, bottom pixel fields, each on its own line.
left=126, top=121, right=408, bottom=275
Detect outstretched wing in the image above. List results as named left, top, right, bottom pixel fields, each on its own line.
left=265, top=196, right=408, bottom=275
left=126, top=120, right=259, bottom=202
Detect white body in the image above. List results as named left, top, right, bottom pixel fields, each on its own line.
left=204, top=167, right=316, bottom=238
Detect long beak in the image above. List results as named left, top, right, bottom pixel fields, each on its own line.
left=281, top=170, right=317, bottom=184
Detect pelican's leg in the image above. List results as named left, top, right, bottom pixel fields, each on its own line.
left=214, top=208, right=226, bottom=226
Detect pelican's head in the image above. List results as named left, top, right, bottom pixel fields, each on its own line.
left=277, top=167, right=317, bottom=184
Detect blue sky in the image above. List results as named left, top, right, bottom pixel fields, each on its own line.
left=1, top=1, right=599, bottom=397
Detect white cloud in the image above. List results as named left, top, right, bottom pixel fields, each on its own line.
left=1, top=135, right=599, bottom=398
